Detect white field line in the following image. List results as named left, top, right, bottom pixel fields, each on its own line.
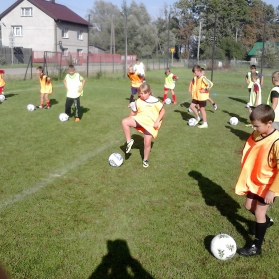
left=0, top=138, right=123, bottom=211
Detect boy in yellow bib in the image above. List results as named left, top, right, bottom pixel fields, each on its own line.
left=0, top=70, right=6, bottom=96
left=63, top=65, right=85, bottom=122
left=235, top=104, right=279, bottom=256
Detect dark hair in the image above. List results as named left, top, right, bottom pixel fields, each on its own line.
left=36, top=66, right=43, bottom=71
left=250, top=104, right=274, bottom=123
left=192, top=65, right=201, bottom=73
left=68, top=64, right=75, bottom=70
left=250, top=64, right=256, bottom=69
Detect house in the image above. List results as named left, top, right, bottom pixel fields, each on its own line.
left=0, top=0, right=89, bottom=57
left=248, top=41, right=279, bottom=64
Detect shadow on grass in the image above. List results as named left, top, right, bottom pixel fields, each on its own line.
left=3, top=93, right=18, bottom=99
left=225, top=125, right=251, bottom=142
left=174, top=109, right=192, bottom=122
left=120, top=134, right=154, bottom=161
left=179, top=101, right=191, bottom=108
left=50, top=98, right=59, bottom=107
left=188, top=171, right=253, bottom=250
left=228, top=97, right=247, bottom=105
left=89, top=239, right=155, bottom=279
left=222, top=109, right=250, bottom=125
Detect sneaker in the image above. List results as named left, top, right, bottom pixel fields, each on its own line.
left=245, top=123, right=253, bottom=127
left=75, top=118, right=80, bottom=122
left=213, top=103, right=217, bottom=110
left=36, top=105, right=44, bottom=109
left=173, top=101, right=177, bottom=105
left=126, top=139, right=134, bottom=153
left=237, top=244, right=261, bottom=257
left=45, top=106, right=51, bottom=109
left=143, top=159, right=149, bottom=168
left=198, top=123, right=208, bottom=129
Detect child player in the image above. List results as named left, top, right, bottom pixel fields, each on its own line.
left=63, top=64, right=85, bottom=122
left=122, top=83, right=165, bottom=168
left=201, top=68, right=217, bottom=110
left=235, top=104, right=279, bottom=257
left=189, top=65, right=213, bottom=128
left=163, top=68, right=178, bottom=104
left=0, top=70, right=6, bottom=96
left=245, top=65, right=263, bottom=106
left=245, top=72, right=262, bottom=127
left=36, top=66, right=52, bottom=109
left=267, top=71, right=279, bottom=130
left=127, top=65, right=143, bottom=107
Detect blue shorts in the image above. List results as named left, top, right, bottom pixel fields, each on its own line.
left=131, top=87, right=139, bottom=95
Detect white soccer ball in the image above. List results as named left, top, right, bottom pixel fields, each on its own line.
left=27, top=104, right=36, bottom=111
left=108, top=152, right=124, bottom=167
left=59, top=113, right=69, bottom=122
left=188, top=118, right=197, bottom=126
left=229, top=117, right=239, bottom=125
left=211, top=233, right=237, bottom=260
left=0, top=94, right=5, bottom=102
left=165, top=98, right=171, bottom=105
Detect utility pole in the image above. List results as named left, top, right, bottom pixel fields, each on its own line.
left=122, top=0, right=128, bottom=77
left=167, top=13, right=170, bottom=67
left=197, top=20, right=202, bottom=65
left=211, top=13, right=217, bottom=82
left=87, top=14, right=90, bottom=78
left=260, top=16, right=266, bottom=74
left=110, top=16, right=115, bottom=54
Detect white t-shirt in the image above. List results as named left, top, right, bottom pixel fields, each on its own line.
left=134, top=62, right=145, bottom=76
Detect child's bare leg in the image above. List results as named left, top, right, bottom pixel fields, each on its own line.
left=207, top=97, right=214, bottom=104
left=190, top=103, right=199, bottom=118
left=200, top=107, right=207, bottom=122
left=40, top=93, right=44, bottom=106
left=143, top=134, right=152, bottom=161
left=122, top=117, right=137, bottom=142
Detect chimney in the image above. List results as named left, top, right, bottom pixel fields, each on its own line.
left=50, top=0, right=55, bottom=3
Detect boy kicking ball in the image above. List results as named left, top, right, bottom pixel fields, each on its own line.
left=235, top=104, right=279, bottom=256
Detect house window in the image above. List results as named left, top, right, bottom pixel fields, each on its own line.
left=62, top=28, right=69, bottom=38
left=21, top=7, right=32, bottom=16
left=77, top=30, right=83, bottom=40
left=12, top=26, right=23, bottom=36
left=77, top=49, right=83, bottom=56
left=63, top=48, right=69, bottom=56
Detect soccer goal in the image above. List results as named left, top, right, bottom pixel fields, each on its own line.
left=43, top=51, right=63, bottom=80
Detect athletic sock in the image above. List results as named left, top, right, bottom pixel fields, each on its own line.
left=172, top=94, right=177, bottom=102
left=46, top=100, right=50, bottom=107
left=163, top=93, right=167, bottom=101
left=253, top=222, right=267, bottom=249
left=129, top=95, right=134, bottom=103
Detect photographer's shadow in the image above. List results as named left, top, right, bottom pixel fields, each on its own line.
left=89, top=239, right=154, bottom=279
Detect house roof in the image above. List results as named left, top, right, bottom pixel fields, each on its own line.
left=0, top=0, right=88, bottom=26
left=248, top=41, right=279, bottom=56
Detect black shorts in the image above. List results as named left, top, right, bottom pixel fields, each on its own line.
left=246, top=191, right=275, bottom=205
left=192, top=99, right=206, bottom=107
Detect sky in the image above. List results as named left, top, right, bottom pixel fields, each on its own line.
left=0, top=0, right=278, bottom=20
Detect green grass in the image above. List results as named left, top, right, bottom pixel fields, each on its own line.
left=1, top=68, right=279, bottom=279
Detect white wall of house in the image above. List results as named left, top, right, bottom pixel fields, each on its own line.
left=1, top=0, right=55, bottom=51
left=1, top=0, right=88, bottom=54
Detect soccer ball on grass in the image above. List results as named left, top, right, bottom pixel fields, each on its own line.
left=188, top=118, right=197, bottom=126
left=165, top=98, right=172, bottom=105
left=108, top=152, right=124, bottom=167
left=210, top=233, right=237, bottom=260
left=27, top=104, right=36, bottom=111
left=0, top=95, right=5, bottom=102
left=229, top=117, right=238, bottom=125
left=59, top=113, right=69, bottom=122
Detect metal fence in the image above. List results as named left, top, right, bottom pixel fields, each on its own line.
left=0, top=46, right=32, bottom=65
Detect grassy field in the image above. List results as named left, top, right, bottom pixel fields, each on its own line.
left=0, top=67, right=279, bottom=279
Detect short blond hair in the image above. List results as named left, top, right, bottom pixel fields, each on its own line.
left=272, top=71, right=279, bottom=82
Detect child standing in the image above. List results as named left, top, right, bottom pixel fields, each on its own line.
left=0, top=70, right=6, bottom=96
left=127, top=65, right=143, bottom=106
left=245, top=72, right=262, bottom=127
left=245, top=65, right=263, bottom=106
left=235, top=104, right=279, bottom=257
left=36, top=66, right=52, bottom=109
left=122, top=83, right=165, bottom=168
left=189, top=65, right=213, bottom=128
left=163, top=68, right=178, bottom=104
left=63, top=64, right=85, bottom=122
left=133, top=59, right=146, bottom=82
left=267, top=71, right=279, bottom=130
left=201, top=68, right=217, bottom=110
